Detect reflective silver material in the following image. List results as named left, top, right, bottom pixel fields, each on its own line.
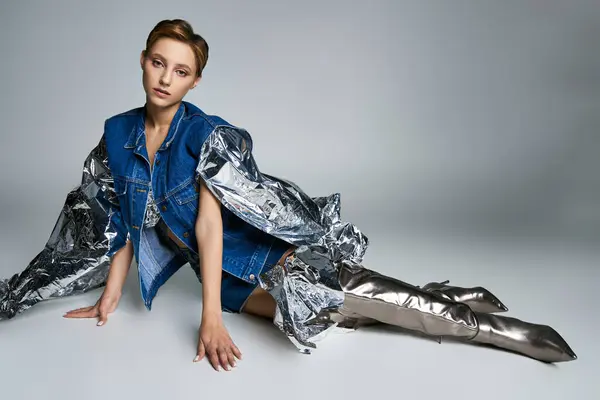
left=309, top=304, right=380, bottom=330
left=195, top=126, right=368, bottom=262
left=336, top=260, right=577, bottom=362
left=258, top=251, right=346, bottom=353
left=1, top=125, right=368, bottom=353
left=419, top=280, right=509, bottom=313
left=196, top=125, right=369, bottom=352
left=338, top=262, right=480, bottom=338
left=1, top=124, right=578, bottom=363
left=0, top=136, right=121, bottom=320
left=195, top=125, right=577, bottom=361
left=472, top=312, right=577, bottom=363
left=144, top=187, right=161, bottom=228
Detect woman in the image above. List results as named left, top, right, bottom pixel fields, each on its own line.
left=1, top=19, right=576, bottom=372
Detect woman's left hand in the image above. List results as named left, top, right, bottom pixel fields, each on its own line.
left=194, top=315, right=242, bottom=371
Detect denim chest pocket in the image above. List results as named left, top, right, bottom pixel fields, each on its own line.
left=173, top=179, right=199, bottom=205
left=169, top=178, right=200, bottom=228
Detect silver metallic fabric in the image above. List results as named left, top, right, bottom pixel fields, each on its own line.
left=1, top=125, right=577, bottom=363
left=0, top=137, right=121, bottom=320
left=419, top=280, right=509, bottom=313
left=338, top=261, right=480, bottom=339
left=258, top=251, right=346, bottom=352
left=196, top=125, right=369, bottom=352
left=337, top=261, right=577, bottom=363
left=471, top=312, right=577, bottom=363
left=195, top=126, right=368, bottom=260
left=1, top=125, right=369, bottom=354
left=143, top=186, right=161, bottom=228
left=194, top=125, right=577, bottom=362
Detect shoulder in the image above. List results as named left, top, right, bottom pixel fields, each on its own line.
left=181, top=101, right=237, bottom=144
left=182, top=101, right=234, bottom=129
left=105, top=106, right=143, bottom=123
left=103, top=106, right=143, bottom=134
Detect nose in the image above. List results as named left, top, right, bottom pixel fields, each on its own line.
left=159, top=70, right=172, bottom=86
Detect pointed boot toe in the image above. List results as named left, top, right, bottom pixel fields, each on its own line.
left=472, top=312, right=577, bottom=363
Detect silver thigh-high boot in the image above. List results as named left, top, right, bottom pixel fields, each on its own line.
left=319, top=279, right=508, bottom=329
left=337, top=261, right=577, bottom=363
left=419, top=280, right=509, bottom=313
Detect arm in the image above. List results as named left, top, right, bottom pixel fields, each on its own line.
left=193, top=178, right=241, bottom=371
left=62, top=132, right=133, bottom=325
left=63, top=239, right=133, bottom=325
left=105, top=240, right=134, bottom=295
left=195, top=179, right=224, bottom=319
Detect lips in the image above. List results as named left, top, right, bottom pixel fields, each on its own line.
left=153, top=88, right=170, bottom=95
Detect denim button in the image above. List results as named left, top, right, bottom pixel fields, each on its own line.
left=183, top=232, right=189, bottom=238
left=249, top=274, right=255, bottom=281
left=161, top=205, right=167, bottom=211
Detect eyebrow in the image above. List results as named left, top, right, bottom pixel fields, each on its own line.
left=151, top=53, right=192, bottom=71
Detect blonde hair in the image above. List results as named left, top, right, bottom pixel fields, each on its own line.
left=143, top=19, right=209, bottom=77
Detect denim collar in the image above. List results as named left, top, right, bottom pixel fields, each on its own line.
left=124, top=101, right=187, bottom=150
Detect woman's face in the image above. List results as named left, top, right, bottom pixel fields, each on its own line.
left=140, top=37, right=201, bottom=108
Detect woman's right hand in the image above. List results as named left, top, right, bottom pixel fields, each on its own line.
left=63, top=288, right=122, bottom=326
left=63, top=241, right=133, bottom=326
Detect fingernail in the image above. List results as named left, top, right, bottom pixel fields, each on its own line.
left=97, top=321, right=104, bottom=326
left=193, top=355, right=199, bottom=362
left=225, top=365, right=231, bottom=371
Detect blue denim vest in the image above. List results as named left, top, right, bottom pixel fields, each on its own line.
left=103, top=101, right=283, bottom=310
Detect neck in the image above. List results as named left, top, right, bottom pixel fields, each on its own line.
left=144, top=101, right=180, bottom=131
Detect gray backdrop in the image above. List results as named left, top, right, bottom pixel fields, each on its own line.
left=1, top=0, right=598, bottom=246
left=0, top=1, right=597, bottom=399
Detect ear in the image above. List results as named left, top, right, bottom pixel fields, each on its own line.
left=140, top=50, right=146, bottom=69
left=191, top=76, right=202, bottom=89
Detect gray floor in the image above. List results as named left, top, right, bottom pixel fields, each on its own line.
left=0, top=225, right=597, bottom=400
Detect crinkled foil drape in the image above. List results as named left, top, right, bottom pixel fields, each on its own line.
left=196, top=126, right=369, bottom=353
left=0, top=137, right=122, bottom=320
left=1, top=126, right=368, bottom=354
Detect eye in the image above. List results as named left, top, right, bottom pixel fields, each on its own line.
left=176, top=70, right=188, bottom=77
left=152, top=59, right=163, bottom=67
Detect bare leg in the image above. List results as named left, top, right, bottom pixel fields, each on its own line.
left=241, top=246, right=296, bottom=319
left=242, top=287, right=277, bottom=319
